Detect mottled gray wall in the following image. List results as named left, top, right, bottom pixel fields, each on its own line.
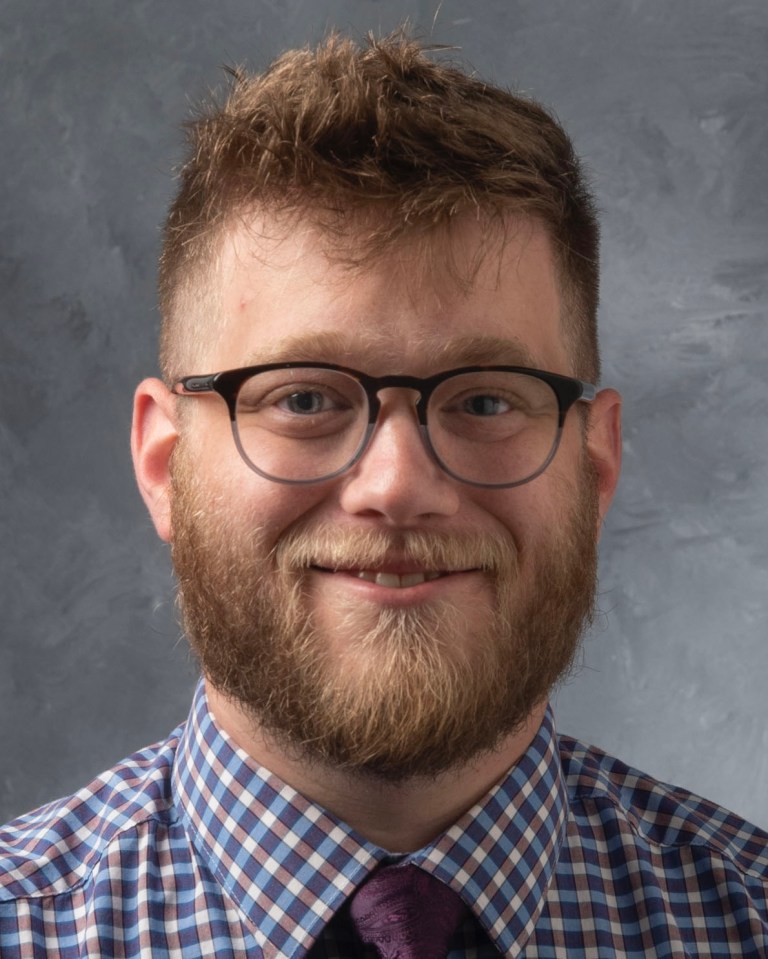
left=1, top=1, right=766, bottom=827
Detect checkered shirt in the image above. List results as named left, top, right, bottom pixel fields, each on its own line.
left=1, top=679, right=767, bottom=957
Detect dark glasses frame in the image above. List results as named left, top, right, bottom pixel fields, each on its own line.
left=172, top=362, right=597, bottom=488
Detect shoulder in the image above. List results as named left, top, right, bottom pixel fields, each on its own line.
left=0, top=725, right=184, bottom=902
left=557, top=732, right=768, bottom=881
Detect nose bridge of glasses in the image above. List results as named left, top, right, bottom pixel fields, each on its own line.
left=372, top=381, right=426, bottom=422
left=356, top=385, right=439, bottom=484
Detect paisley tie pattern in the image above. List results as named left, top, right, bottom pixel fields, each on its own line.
left=349, top=863, right=469, bottom=959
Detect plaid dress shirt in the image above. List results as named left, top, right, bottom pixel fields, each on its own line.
left=1, top=679, right=767, bottom=957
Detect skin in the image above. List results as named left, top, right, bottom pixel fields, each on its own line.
left=132, top=214, right=621, bottom=852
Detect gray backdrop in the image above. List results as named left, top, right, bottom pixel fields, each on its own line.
left=1, top=0, right=766, bottom=828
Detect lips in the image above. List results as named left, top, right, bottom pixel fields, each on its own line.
left=311, top=565, right=474, bottom=589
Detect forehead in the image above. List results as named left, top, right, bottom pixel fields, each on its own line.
left=206, top=212, right=570, bottom=375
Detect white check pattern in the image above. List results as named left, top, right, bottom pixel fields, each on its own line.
left=1, top=679, right=767, bottom=957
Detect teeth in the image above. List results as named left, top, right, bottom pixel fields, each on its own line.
left=400, top=572, right=429, bottom=588
left=374, top=572, right=403, bottom=588
left=355, top=570, right=445, bottom=588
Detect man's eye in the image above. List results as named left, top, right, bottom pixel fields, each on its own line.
left=277, top=390, right=339, bottom=414
left=461, top=394, right=513, bottom=416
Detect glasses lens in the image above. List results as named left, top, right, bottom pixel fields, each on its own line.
left=428, top=371, right=560, bottom=486
left=233, top=368, right=369, bottom=482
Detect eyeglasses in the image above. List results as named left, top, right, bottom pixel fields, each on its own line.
left=171, top=362, right=596, bottom=488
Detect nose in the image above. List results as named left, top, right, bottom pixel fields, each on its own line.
left=338, top=395, right=461, bottom=525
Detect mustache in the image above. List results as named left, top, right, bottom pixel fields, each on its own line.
left=272, top=523, right=517, bottom=574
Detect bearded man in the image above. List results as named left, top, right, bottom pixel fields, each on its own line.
left=1, top=31, right=766, bottom=959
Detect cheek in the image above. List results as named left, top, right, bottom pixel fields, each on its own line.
left=474, top=462, right=582, bottom=553
left=180, top=407, right=331, bottom=539
left=217, top=467, right=338, bottom=544
left=481, top=491, right=553, bottom=552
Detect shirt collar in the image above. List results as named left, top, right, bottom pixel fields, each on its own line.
left=415, top=708, right=569, bottom=955
left=173, top=680, right=568, bottom=959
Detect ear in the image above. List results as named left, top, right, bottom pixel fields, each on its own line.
left=585, top=387, right=622, bottom=534
left=131, top=377, right=179, bottom=543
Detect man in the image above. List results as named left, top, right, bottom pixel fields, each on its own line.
left=1, top=31, right=766, bottom=958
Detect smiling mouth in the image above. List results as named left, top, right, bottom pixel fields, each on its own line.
left=311, top=566, right=477, bottom=588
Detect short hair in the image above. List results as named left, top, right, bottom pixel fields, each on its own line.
left=159, top=31, right=600, bottom=382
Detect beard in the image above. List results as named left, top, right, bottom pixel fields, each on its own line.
left=170, top=445, right=599, bottom=781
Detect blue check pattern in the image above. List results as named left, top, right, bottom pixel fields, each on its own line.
left=1, top=679, right=767, bottom=957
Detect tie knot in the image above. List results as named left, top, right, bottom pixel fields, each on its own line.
left=349, top=863, right=468, bottom=959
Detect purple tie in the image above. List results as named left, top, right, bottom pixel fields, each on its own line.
left=349, top=863, right=468, bottom=959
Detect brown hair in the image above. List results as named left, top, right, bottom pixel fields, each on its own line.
left=159, top=31, right=600, bottom=382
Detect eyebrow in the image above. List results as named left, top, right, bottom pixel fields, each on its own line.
left=428, top=334, right=539, bottom=370
left=244, top=331, right=362, bottom=366
left=243, top=331, right=540, bottom=371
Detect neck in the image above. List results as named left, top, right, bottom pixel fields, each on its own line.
left=205, top=681, right=547, bottom=853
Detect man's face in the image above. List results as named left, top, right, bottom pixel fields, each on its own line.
left=166, top=216, right=609, bottom=779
